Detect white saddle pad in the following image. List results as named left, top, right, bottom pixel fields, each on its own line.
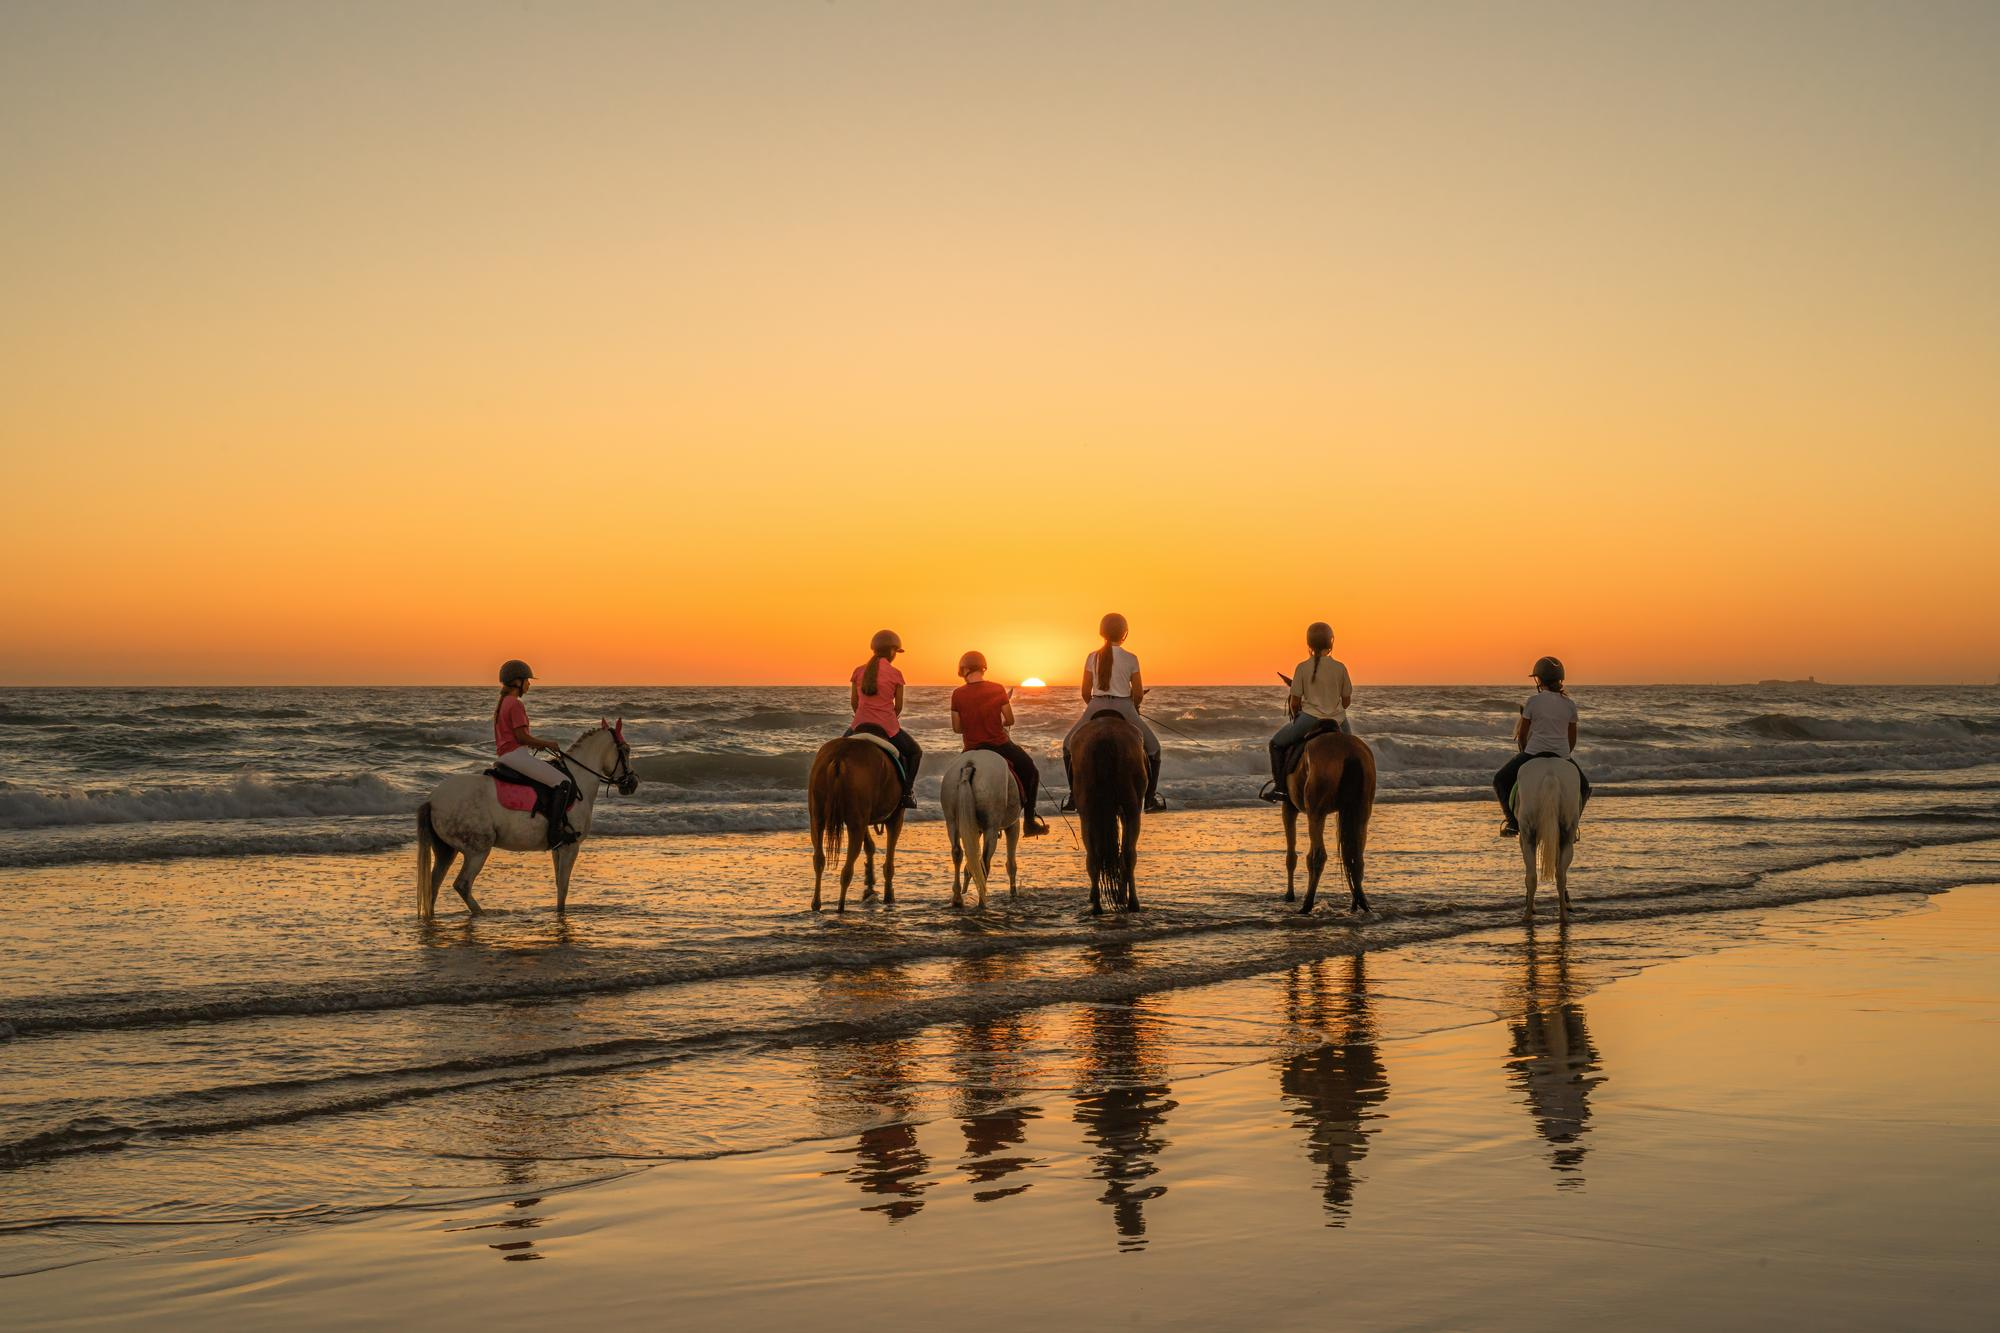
left=849, top=732, right=902, bottom=764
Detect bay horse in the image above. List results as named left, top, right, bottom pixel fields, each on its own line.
left=1071, top=711, right=1147, bottom=913
left=940, top=749, right=1022, bottom=909
left=415, top=721, right=637, bottom=920
left=1513, top=756, right=1583, bottom=921
left=808, top=735, right=906, bottom=911
left=1281, top=729, right=1376, bottom=914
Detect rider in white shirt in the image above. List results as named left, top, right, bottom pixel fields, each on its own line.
left=1494, top=655, right=1592, bottom=836
left=1261, top=622, right=1352, bottom=802
left=1058, top=612, right=1165, bottom=812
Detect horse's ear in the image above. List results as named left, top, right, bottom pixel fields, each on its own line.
left=613, top=718, right=625, bottom=744
left=600, top=717, right=610, bottom=730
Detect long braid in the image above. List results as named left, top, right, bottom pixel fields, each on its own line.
left=861, top=653, right=883, bottom=696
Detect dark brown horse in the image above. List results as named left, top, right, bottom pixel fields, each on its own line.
left=808, top=737, right=906, bottom=911
left=1281, top=731, right=1377, bottom=914
left=1071, top=711, right=1148, bottom=913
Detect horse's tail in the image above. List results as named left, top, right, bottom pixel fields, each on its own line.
left=1335, top=752, right=1370, bottom=893
left=949, top=757, right=986, bottom=898
left=1532, top=767, right=1564, bottom=882
left=815, top=754, right=845, bottom=865
left=1079, top=755, right=1121, bottom=894
left=416, top=802, right=436, bottom=921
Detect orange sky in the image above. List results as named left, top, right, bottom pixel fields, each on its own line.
left=3, top=3, right=1996, bottom=685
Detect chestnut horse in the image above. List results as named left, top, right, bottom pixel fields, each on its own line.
left=1071, top=711, right=1148, bottom=913
left=1281, top=730, right=1377, bottom=914
left=808, top=736, right=906, bottom=911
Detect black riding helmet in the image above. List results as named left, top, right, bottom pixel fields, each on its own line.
left=499, top=659, right=535, bottom=686
left=1531, top=656, right=1565, bottom=687
left=1306, top=622, right=1334, bottom=652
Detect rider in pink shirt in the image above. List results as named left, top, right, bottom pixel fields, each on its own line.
left=846, top=630, right=921, bottom=809
left=493, top=659, right=578, bottom=847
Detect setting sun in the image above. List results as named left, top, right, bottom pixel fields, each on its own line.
left=1020, top=678, right=1047, bottom=689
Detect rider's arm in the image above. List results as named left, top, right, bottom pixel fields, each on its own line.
left=515, top=724, right=561, bottom=754
left=1079, top=666, right=1093, bottom=706
left=1130, top=670, right=1145, bottom=709
left=1568, top=720, right=1579, bottom=752
left=850, top=680, right=860, bottom=713
left=1514, top=716, right=1531, bottom=752
left=950, top=708, right=963, bottom=734
left=1001, top=701, right=1015, bottom=728
left=893, top=683, right=905, bottom=716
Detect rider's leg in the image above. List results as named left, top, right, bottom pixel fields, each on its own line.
left=987, top=741, right=1045, bottom=832
left=1137, top=716, right=1165, bottom=811
left=890, top=729, right=922, bottom=808
left=1573, top=760, right=1592, bottom=813
left=1266, top=714, right=1312, bottom=797
left=1494, top=753, right=1530, bottom=832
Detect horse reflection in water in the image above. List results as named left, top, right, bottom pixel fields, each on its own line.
left=1277, top=955, right=1390, bottom=1224
left=948, top=953, right=1045, bottom=1203
left=808, top=962, right=934, bottom=1221
left=1506, top=923, right=1606, bottom=1186
left=1071, top=943, right=1178, bottom=1249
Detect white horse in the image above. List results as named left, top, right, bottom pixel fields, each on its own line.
left=1512, top=757, right=1583, bottom=921
left=939, top=750, right=1023, bottom=909
left=415, top=721, right=636, bottom=920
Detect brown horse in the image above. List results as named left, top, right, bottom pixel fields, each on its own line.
left=1071, top=711, right=1148, bottom=913
left=808, top=737, right=906, bottom=911
left=1281, top=731, right=1377, bottom=914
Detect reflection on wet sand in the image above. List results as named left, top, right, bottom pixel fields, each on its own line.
left=1072, top=943, right=1178, bottom=1250
left=809, top=962, right=934, bottom=1221
left=1506, top=924, right=1606, bottom=1187
left=948, top=953, right=1045, bottom=1203
left=1276, top=955, right=1389, bottom=1224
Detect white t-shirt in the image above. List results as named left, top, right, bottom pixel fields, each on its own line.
left=1521, top=690, right=1579, bottom=757
left=1291, top=656, right=1351, bottom=723
left=1084, top=644, right=1140, bottom=698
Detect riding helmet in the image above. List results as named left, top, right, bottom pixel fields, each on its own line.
left=1531, top=656, right=1565, bottom=686
left=957, top=651, right=987, bottom=677
left=1098, top=612, right=1129, bottom=641
left=498, top=659, right=535, bottom=686
left=870, top=630, right=903, bottom=656
left=1306, top=622, right=1334, bottom=652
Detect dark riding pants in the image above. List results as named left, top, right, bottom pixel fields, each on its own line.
left=1494, top=752, right=1591, bottom=823
left=1268, top=712, right=1349, bottom=789
left=848, top=725, right=922, bottom=798
left=973, top=740, right=1041, bottom=814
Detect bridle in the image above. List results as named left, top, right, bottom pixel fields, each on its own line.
left=552, top=727, right=638, bottom=795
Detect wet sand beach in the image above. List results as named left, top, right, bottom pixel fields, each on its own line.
left=10, top=883, right=1997, bottom=1330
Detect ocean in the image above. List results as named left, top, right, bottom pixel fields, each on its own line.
left=4, top=684, right=2000, bottom=1275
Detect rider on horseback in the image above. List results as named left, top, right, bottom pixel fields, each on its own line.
left=1495, top=656, right=1592, bottom=837
left=950, top=651, right=1051, bottom=837
left=847, top=630, right=921, bottom=810
left=1261, top=622, right=1353, bottom=802
left=1058, top=613, right=1165, bottom=814
left=493, top=659, right=580, bottom=848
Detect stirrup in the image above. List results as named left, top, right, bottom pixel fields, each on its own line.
left=1057, top=794, right=1076, bottom=812
left=1023, top=816, right=1050, bottom=837
left=1499, top=821, right=1519, bottom=838
left=1145, top=794, right=1166, bottom=813
left=1258, top=780, right=1286, bottom=803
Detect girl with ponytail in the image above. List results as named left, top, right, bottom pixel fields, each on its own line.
left=1058, top=612, right=1165, bottom=812
left=1261, top=622, right=1354, bottom=803
left=846, top=629, right=921, bottom=809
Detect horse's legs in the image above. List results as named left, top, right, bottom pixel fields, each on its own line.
left=1004, top=823, right=1019, bottom=899
left=811, top=812, right=827, bottom=912
left=1282, top=803, right=1299, bottom=902
left=1556, top=838, right=1574, bottom=920
left=1302, top=811, right=1328, bottom=914
left=838, top=823, right=864, bottom=912
left=428, top=837, right=458, bottom=911
left=1121, top=808, right=1140, bottom=911
left=949, top=818, right=965, bottom=909
left=1342, top=802, right=1371, bottom=914
left=882, top=811, right=902, bottom=906
left=1521, top=833, right=1539, bottom=921
left=453, top=848, right=491, bottom=916
left=553, top=841, right=579, bottom=913
left=863, top=834, right=876, bottom=895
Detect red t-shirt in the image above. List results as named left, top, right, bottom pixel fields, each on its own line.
left=951, top=680, right=1010, bottom=749
left=495, top=695, right=529, bottom=755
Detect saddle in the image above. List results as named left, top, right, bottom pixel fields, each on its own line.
left=845, top=726, right=907, bottom=784
left=1279, top=718, right=1347, bottom=786
left=1085, top=707, right=1136, bottom=727
left=485, top=764, right=578, bottom=846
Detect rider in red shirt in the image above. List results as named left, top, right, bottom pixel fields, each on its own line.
left=949, top=651, right=1049, bottom=836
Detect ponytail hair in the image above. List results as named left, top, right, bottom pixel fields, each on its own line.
left=1095, top=612, right=1128, bottom=691
left=861, top=654, right=883, bottom=696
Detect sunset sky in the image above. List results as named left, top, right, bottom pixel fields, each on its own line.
left=3, top=2, right=1996, bottom=685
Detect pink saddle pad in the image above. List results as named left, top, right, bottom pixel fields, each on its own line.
left=493, top=779, right=539, bottom=812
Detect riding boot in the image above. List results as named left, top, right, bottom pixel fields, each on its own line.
left=548, top=782, right=580, bottom=849
left=1144, top=755, right=1166, bottom=813
left=1058, top=750, right=1076, bottom=812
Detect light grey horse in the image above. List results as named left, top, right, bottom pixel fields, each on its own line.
left=415, top=721, right=636, bottom=920
left=939, top=749, right=1023, bottom=908
left=1512, top=756, right=1583, bottom=921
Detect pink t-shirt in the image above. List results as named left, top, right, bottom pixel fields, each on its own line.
left=495, top=695, right=529, bottom=755
left=850, top=659, right=905, bottom=736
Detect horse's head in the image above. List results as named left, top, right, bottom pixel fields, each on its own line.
left=574, top=718, right=639, bottom=795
